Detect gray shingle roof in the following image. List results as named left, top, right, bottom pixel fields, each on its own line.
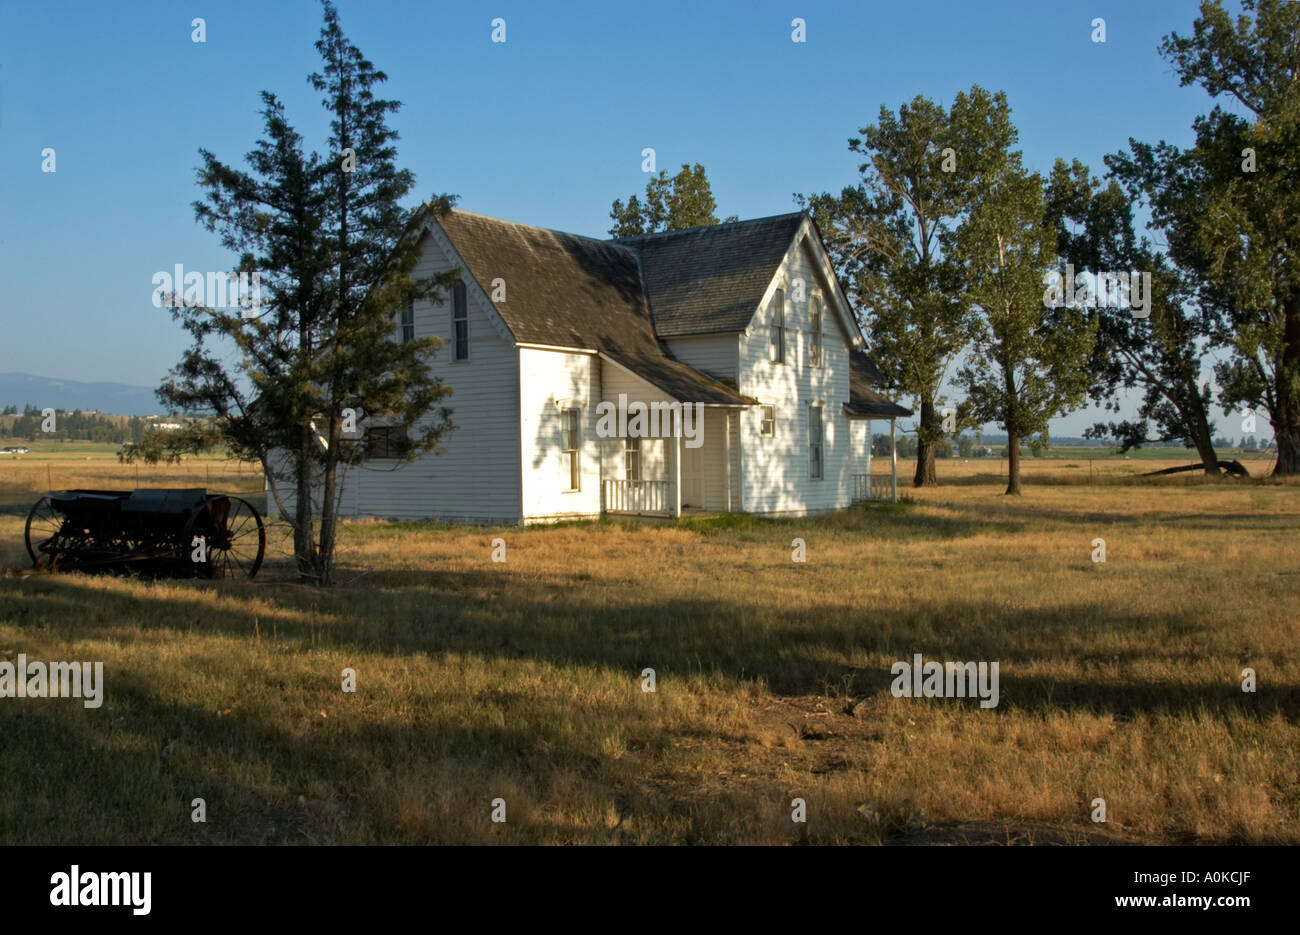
left=847, top=350, right=911, bottom=418
left=435, top=209, right=752, bottom=405
left=613, top=213, right=807, bottom=336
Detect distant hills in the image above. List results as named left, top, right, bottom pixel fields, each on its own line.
left=0, top=372, right=165, bottom=417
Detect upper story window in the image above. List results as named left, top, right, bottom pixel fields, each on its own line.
left=809, top=298, right=823, bottom=368
left=760, top=405, right=775, bottom=437
left=769, top=288, right=785, bottom=363
left=809, top=405, right=824, bottom=480
left=401, top=299, right=415, bottom=344
left=561, top=408, right=581, bottom=491
left=452, top=281, right=469, bottom=361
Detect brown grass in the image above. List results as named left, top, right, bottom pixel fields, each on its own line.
left=0, top=457, right=1297, bottom=844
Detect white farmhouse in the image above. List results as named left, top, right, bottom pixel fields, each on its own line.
left=276, top=208, right=909, bottom=523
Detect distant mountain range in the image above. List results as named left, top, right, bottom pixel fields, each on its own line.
left=0, top=372, right=166, bottom=417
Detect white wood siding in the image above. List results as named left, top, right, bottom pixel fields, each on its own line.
left=737, top=236, right=854, bottom=515
left=272, top=224, right=522, bottom=524
left=518, top=348, right=601, bottom=522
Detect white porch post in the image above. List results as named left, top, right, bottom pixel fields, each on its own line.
left=890, top=417, right=898, bottom=503
left=724, top=410, right=733, bottom=513
left=671, top=435, right=682, bottom=519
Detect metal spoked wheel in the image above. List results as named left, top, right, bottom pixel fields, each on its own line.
left=24, top=495, right=63, bottom=566
left=203, top=496, right=266, bottom=579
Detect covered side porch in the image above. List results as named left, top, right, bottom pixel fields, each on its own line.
left=601, top=406, right=743, bottom=518
left=845, top=361, right=912, bottom=503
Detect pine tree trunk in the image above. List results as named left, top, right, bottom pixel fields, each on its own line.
left=913, top=398, right=938, bottom=487
left=294, top=427, right=316, bottom=582
left=1005, top=433, right=1022, bottom=495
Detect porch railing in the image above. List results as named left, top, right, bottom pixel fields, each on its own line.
left=603, top=478, right=671, bottom=515
left=852, top=473, right=896, bottom=503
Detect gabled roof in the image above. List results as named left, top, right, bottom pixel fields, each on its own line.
left=434, top=209, right=751, bottom=405
left=613, top=213, right=807, bottom=337
left=846, top=350, right=911, bottom=418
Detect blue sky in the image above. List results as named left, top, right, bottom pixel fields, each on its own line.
left=0, top=0, right=1264, bottom=440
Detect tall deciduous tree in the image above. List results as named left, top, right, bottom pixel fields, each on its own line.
left=1112, top=0, right=1300, bottom=474
left=161, top=1, right=457, bottom=584
left=1046, top=159, right=1223, bottom=473
left=954, top=162, right=1096, bottom=495
left=609, top=163, right=734, bottom=236
left=800, top=86, right=1015, bottom=486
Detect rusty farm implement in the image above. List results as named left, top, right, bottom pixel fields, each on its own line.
left=24, top=489, right=265, bottom=579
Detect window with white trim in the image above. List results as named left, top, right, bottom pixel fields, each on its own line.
left=809, top=405, right=824, bottom=480
left=561, top=408, right=581, bottom=490
left=452, top=281, right=469, bottom=361
left=760, top=405, right=775, bottom=437
left=809, top=298, right=823, bottom=368
left=401, top=299, right=415, bottom=344
left=769, top=289, right=785, bottom=363
left=625, top=436, right=641, bottom=482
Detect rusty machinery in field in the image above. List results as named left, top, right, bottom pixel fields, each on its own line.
left=24, top=489, right=265, bottom=579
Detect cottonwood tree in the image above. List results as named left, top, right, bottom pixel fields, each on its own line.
left=609, top=163, right=735, bottom=236
left=1045, top=159, right=1224, bottom=473
left=1111, top=0, right=1300, bottom=474
left=799, top=86, right=1015, bottom=486
left=160, top=1, right=457, bottom=584
left=954, top=162, right=1096, bottom=495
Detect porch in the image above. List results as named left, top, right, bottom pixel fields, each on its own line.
left=601, top=408, right=741, bottom=518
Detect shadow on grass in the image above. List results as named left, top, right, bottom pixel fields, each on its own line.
left=3, top=552, right=1294, bottom=725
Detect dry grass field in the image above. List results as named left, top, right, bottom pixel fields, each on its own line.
left=1, top=453, right=1297, bottom=845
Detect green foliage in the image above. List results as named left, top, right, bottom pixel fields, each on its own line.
left=799, top=86, right=1017, bottom=483
left=954, top=157, right=1097, bottom=491
left=609, top=163, right=728, bottom=236
left=161, top=0, right=456, bottom=583
left=117, top=422, right=224, bottom=464
left=1111, top=0, right=1300, bottom=473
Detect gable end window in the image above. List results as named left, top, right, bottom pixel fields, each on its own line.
left=452, top=281, right=469, bottom=361
left=760, top=405, right=775, bottom=437
left=401, top=299, right=415, bottom=344
left=561, top=408, right=581, bottom=491
left=809, top=405, right=824, bottom=480
left=769, top=289, right=785, bottom=363
left=809, top=299, right=823, bottom=368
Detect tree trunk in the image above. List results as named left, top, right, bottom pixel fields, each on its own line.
left=1274, top=421, right=1300, bottom=476
left=912, top=397, right=938, bottom=487
left=316, top=414, right=340, bottom=588
left=1005, top=433, right=1021, bottom=495
left=1187, top=406, right=1221, bottom=476
left=294, top=427, right=316, bottom=582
